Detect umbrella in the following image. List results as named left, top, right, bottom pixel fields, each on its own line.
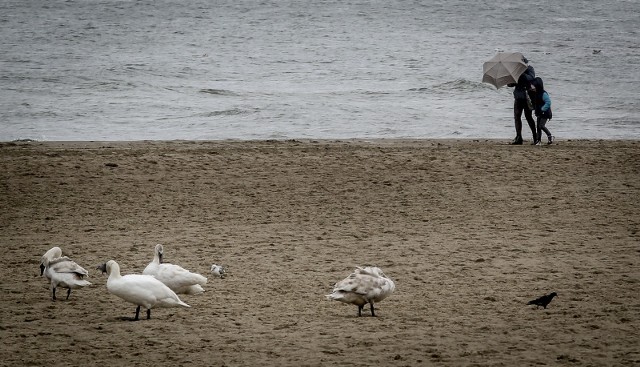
left=482, top=52, right=527, bottom=89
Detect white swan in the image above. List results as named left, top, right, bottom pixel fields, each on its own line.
left=142, top=244, right=207, bottom=295
left=210, top=264, right=226, bottom=278
left=98, top=260, right=190, bottom=321
left=40, top=246, right=91, bottom=300
left=326, top=266, right=395, bottom=317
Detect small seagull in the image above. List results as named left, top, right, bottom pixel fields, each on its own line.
left=592, top=49, right=601, bottom=54
left=210, top=264, right=226, bottom=278
left=527, top=292, right=558, bottom=309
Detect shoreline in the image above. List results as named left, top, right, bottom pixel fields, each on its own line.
left=2, top=137, right=640, bottom=152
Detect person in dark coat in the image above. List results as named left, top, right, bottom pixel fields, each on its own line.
left=507, top=57, right=537, bottom=145
left=530, top=77, right=553, bottom=145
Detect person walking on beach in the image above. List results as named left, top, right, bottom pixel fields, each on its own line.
left=529, top=77, right=553, bottom=145
left=507, top=57, right=537, bottom=145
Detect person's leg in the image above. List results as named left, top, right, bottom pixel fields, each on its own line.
left=524, top=107, right=537, bottom=143
left=536, top=117, right=543, bottom=143
left=512, top=99, right=524, bottom=144
left=539, top=117, right=551, bottom=143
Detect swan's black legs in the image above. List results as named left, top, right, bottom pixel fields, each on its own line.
left=134, top=305, right=141, bottom=321
left=147, top=309, right=151, bottom=320
left=370, top=302, right=376, bottom=317
left=66, top=289, right=71, bottom=300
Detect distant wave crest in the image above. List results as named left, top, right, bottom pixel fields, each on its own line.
left=410, top=79, right=489, bottom=94
left=199, top=89, right=238, bottom=96
left=202, top=108, right=257, bottom=117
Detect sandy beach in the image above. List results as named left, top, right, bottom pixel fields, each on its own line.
left=1, top=139, right=638, bottom=366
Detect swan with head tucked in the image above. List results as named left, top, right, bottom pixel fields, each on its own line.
left=143, top=244, right=207, bottom=295
left=40, top=246, right=91, bottom=301
left=210, top=264, right=226, bottom=278
left=326, top=266, right=395, bottom=317
left=98, top=260, right=190, bottom=321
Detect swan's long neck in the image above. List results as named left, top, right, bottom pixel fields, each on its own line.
left=107, top=261, right=122, bottom=280
left=153, top=244, right=163, bottom=264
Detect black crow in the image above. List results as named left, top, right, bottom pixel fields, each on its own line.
left=527, top=292, right=557, bottom=309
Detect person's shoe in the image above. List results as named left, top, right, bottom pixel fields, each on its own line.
left=531, top=140, right=539, bottom=145
left=547, top=136, right=554, bottom=145
left=510, top=137, right=523, bottom=145
left=535, top=141, right=541, bottom=146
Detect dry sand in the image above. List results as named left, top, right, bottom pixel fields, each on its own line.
left=1, top=139, right=639, bottom=366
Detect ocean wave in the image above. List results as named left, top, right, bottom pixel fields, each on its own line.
left=154, top=108, right=259, bottom=122
left=358, top=90, right=393, bottom=96
left=409, top=79, right=489, bottom=94
left=432, top=79, right=488, bottom=92
left=201, top=108, right=258, bottom=117
left=198, top=89, right=238, bottom=96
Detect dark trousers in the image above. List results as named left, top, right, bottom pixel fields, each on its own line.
left=537, top=116, right=551, bottom=142
left=514, top=99, right=536, bottom=141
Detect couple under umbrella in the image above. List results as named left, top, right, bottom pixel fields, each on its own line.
left=483, top=52, right=544, bottom=145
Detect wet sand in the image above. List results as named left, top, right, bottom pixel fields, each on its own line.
left=1, top=139, right=639, bottom=366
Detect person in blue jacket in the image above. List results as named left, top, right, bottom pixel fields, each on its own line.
left=529, top=77, right=553, bottom=145
left=507, top=57, right=537, bottom=145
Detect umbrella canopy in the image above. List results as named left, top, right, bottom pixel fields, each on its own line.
left=482, top=52, right=528, bottom=89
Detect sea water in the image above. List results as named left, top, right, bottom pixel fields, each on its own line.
left=1, top=0, right=639, bottom=141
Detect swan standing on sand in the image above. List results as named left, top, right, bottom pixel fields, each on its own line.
left=97, top=260, right=190, bottom=321
left=326, top=266, right=395, bottom=317
left=40, top=247, right=91, bottom=301
left=143, top=244, right=207, bottom=294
